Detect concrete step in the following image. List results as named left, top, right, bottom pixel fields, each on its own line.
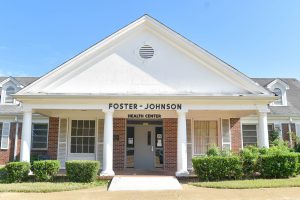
left=108, top=176, right=182, bottom=191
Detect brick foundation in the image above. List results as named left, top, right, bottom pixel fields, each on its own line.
left=163, top=118, right=177, bottom=171
left=113, top=118, right=126, bottom=169
left=230, top=118, right=241, bottom=153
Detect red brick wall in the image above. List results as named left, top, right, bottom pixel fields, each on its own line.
left=48, top=117, right=59, bottom=159
left=230, top=118, right=241, bottom=153
left=164, top=118, right=177, bottom=171
left=113, top=118, right=126, bottom=169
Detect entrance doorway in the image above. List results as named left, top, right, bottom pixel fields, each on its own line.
left=126, top=120, right=164, bottom=170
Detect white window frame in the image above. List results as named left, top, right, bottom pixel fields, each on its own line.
left=221, top=119, right=231, bottom=150
left=241, top=123, right=258, bottom=148
left=68, top=118, right=96, bottom=156
left=0, top=122, right=10, bottom=150
left=31, top=123, right=49, bottom=150
left=192, top=119, right=219, bottom=156
left=4, top=86, right=15, bottom=104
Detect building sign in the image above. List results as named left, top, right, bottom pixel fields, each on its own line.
left=108, top=103, right=182, bottom=110
left=128, top=114, right=161, bottom=119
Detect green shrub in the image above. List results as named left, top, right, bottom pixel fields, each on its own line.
left=268, top=141, right=291, bottom=155
left=66, top=160, right=100, bottom=182
left=0, top=167, right=7, bottom=183
left=207, top=146, right=233, bottom=157
left=269, top=130, right=280, bottom=145
left=297, top=153, right=300, bottom=175
left=207, top=146, right=221, bottom=156
left=258, top=153, right=298, bottom=178
left=5, top=162, right=30, bottom=183
left=192, top=156, right=242, bottom=181
left=32, top=160, right=60, bottom=181
left=239, top=146, right=260, bottom=178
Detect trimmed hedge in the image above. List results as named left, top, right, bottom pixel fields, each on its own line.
left=192, top=156, right=242, bottom=181
left=32, top=160, right=60, bottom=181
left=5, top=162, right=30, bottom=183
left=297, top=153, right=300, bottom=175
left=258, top=153, right=298, bottom=178
left=66, top=160, right=100, bottom=182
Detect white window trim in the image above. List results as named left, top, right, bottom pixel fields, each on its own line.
left=68, top=118, right=96, bottom=156
left=192, top=118, right=220, bottom=156
left=221, top=118, right=231, bottom=150
left=0, top=122, right=10, bottom=150
left=267, top=80, right=289, bottom=107
left=31, top=122, right=49, bottom=150
left=241, top=123, right=258, bottom=148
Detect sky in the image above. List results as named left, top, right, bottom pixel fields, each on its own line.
left=0, top=0, right=299, bottom=79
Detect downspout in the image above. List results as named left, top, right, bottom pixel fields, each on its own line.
left=13, top=116, right=19, bottom=161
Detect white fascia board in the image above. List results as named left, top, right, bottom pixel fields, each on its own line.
left=14, top=94, right=277, bottom=104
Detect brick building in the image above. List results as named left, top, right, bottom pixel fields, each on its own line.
left=1, top=15, right=300, bottom=176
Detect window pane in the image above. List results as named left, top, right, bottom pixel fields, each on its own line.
left=70, top=120, right=95, bottom=154
left=89, top=128, right=95, bottom=136
left=194, top=121, right=218, bottom=155
left=72, top=120, right=77, bottom=128
left=84, top=120, right=89, bottom=128
left=77, top=128, right=83, bottom=136
left=71, top=145, right=76, bottom=153
left=242, top=124, right=257, bottom=147
left=32, top=142, right=47, bottom=149
left=222, top=119, right=230, bottom=143
left=71, top=128, right=77, bottom=136
left=78, top=120, right=83, bottom=128
left=90, top=120, right=95, bottom=128
left=32, top=123, right=48, bottom=149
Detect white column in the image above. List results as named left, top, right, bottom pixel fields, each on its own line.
left=176, top=110, right=189, bottom=176
left=100, top=109, right=115, bottom=176
left=258, top=111, right=269, bottom=148
left=20, top=110, right=32, bottom=162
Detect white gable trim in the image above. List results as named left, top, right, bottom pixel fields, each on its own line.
left=0, top=77, right=24, bottom=88
left=267, top=79, right=290, bottom=90
left=16, top=15, right=271, bottom=96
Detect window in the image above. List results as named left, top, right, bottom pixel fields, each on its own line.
left=273, top=88, right=283, bottom=105
left=71, top=120, right=95, bottom=153
left=5, top=86, right=15, bottom=104
left=242, top=125, right=257, bottom=147
left=0, top=122, right=10, bottom=149
left=32, top=123, right=48, bottom=149
left=221, top=119, right=231, bottom=150
left=194, top=121, right=217, bottom=155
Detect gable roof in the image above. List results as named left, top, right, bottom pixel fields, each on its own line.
left=16, top=15, right=271, bottom=97
left=0, top=77, right=39, bottom=94
left=252, top=78, right=300, bottom=116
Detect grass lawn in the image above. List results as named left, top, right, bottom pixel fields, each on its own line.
left=192, top=176, right=300, bottom=189
left=0, top=179, right=108, bottom=193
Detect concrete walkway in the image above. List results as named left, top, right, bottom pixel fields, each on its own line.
left=108, top=176, right=182, bottom=191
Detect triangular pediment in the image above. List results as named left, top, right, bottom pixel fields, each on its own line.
left=17, top=15, right=271, bottom=97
